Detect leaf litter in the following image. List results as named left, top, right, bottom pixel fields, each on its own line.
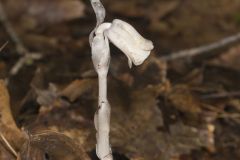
left=0, top=0, right=240, bottom=160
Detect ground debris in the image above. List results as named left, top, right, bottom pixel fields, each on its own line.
left=0, top=0, right=240, bottom=159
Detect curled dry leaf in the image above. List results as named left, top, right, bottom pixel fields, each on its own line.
left=0, top=80, right=26, bottom=152
left=166, top=85, right=202, bottom=114
left=32, top=83, right=70, bottom=113
left=209, top=44, right=240, bottom=71
left=34, top=83, right=58, bottom=107
left=20, top=131, right=90, bottom=160
left=60, top=79, right=96, bottom=102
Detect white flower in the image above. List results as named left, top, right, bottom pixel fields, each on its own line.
left=91, top=20, right=154, bottom=69
left=90, top=18, right=153, bottom=160
left=105, top=19, right=154, bottom=68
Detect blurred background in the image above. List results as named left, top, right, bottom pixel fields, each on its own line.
left=0, top=0, right=240, bottom=160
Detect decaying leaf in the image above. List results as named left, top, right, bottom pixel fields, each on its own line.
left=60, top=79, right=96, bottom=102
left=32, top=83, right=70, bottom=113
left=20, top=131, right=90, bottom=160
left=0, top=144, right=16, bottom=160
left=108, top=82, right=213, bottom=159
left=0, top=0, right=240, bottom=159
left=209, top=44, right=240, bottom=71
left=166, top=85, right=202, bottom=114
left=0, top=80, right=26, bottom=152
left=0, top=80, right=91, bottom=160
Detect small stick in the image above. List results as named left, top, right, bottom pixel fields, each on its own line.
left=0, top=2, right=42, bottom=76
left=202, top=104, right=240, bottom=124
left=161, top=33, right=240, bottom=61
left=0, top=41, right=8, bottom=52
left=0, top=133, right=18, bottom=158
left=0, top=2, right=27, bottom=56
left=9, top=53, right=42, bottom=75
left=201, top=91, right=240, bottom=99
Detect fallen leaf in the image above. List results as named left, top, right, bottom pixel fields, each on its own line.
left=60, top=79, right=96, bottom=102
left=0, top=80, right=26, bottom=151
left=0, top=144, right=15, bottom=160
left=209, top=44, right=240, bottom=71
left=166, top=85, right=202, bottom=114
left=20, top=131, right=90, bottom=160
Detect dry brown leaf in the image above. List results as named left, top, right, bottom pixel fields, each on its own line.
left=0, top=80, right=26, bottom=152
left=209, top=44, right=240, bottom=71
left=20, top=131, right=90, bottom=160
left=60, top=79, right=96, bottom=102
left=166, top=85, right=202, bottom=114
left=0, top=144, right=16, bottom=160
left=109, top=82, right=212, bottom=159
left=31, top=76, right=216, bottom=159
left=32, top=84, right=71, bottom=117
left=34, top=83, right=58, bottom=106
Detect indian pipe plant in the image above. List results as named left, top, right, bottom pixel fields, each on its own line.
left=89, top=0, right=154, bottom=159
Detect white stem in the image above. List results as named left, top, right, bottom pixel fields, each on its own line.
left=89, top=2, right=153, bottom=160
left=95, top=73, right=113, bottom=160
left=98, top=74, right=107, bottom=103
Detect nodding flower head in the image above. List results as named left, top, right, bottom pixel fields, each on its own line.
left=105, top=19, right=154, bottom=68
left=91, top=19, right=154, bottom=75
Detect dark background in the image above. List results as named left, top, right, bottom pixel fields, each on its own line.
left=0, top=0, right=240, bottom=159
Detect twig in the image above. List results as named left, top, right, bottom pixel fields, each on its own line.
left=0, top=41, right=8, bottom=52
left=10, top=53, right=42, bottom=75
left=0, top=80, right=27, bottom=152
left=201, top=91, right=240, bottom=99
left=0, top=133, right=18, bottom=158
left=0, top=2, right=42, bottom=75
left=202, top=104, right=240, bottom=124
left=0, top=3, right=27, bottom=56
left=161, top=32, right=240, bottom=61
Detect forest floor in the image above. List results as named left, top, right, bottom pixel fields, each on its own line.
left=0, top=0, right=240, bottom=160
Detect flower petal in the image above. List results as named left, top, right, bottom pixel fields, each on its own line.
left=96, top=23, right=111, bottom=34
left=112, top=19, right=154, bottom=51
left=105, top=20, right=153, bottom=67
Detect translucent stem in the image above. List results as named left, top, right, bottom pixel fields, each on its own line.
left=95, top=73, right=113, bottom=160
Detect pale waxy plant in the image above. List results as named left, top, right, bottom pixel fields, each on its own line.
left=89, top=0, right=154, bottom=159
